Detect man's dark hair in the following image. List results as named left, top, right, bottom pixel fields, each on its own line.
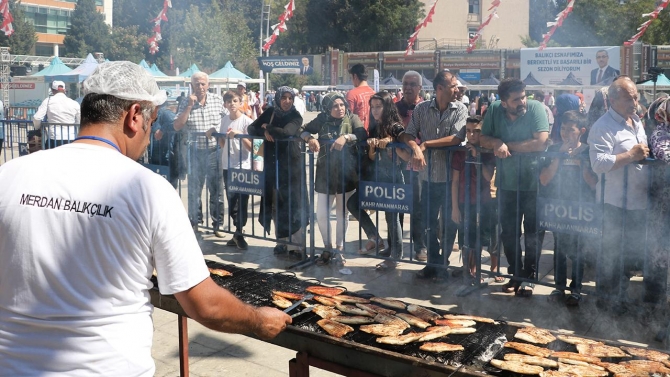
left=349, top=63, right=368, bottom=81
left=80, top=93, right=154, bottom=129
left=466, top=115, right=482, bottom=124
left=432, top=70, right=456, bottom=91
left=497, top=78, right=526, bottom=101
left=223, top=90, right=242, bottom=103
left=560, top=110, right=582, bottom=128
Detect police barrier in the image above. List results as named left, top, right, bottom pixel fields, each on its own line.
left=0, top=120, right=34, bottom=163
left=39, top=122, right=80, bottom=150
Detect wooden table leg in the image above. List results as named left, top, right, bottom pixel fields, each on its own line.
left=295, top=352, right=310, bottom=377
left=178, top=315, right=189, bottom=377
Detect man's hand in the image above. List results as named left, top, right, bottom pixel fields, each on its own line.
left=227, top=129, right=239, bottom=139
left=330, top=135, right=347, bottom=151
left=264, top=130, right=274, bottom=143
left=252, top=307, right=292, bottom=340
left=629, top=143, right=650, bottom=161
left=494, top=142, right=511, bottom=159
left=307, top=138, right=320, bottom=153
left=187, top=95, right=198, bottom=107
left=451, top=207, right=461, bottom=225
left=155, top=129, right=163, bottom=141
left=205, top=127, right=217, bottom=139
left=412, top=145, right=426, bottom=168
left=465, top=142, right=478, bottom=158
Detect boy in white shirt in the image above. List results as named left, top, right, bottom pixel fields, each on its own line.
left=207, top=91, right=253, bottom=249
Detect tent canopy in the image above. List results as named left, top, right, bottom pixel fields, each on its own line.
left=31, top=56, right=73, bottom=77
left=522, top=72, right=543, bottom=86
left=51, top=53, right=98, bottom=83
left=210, top=61, right=250, bottom=79
left=138, top=59, right=151, bottom=70
left=559, top=72, right=583, bottom=85
left=150, top=63, right=168, bottom=77
left=639, top=73, right=670, bottom=86
left=178, top=63, right=201, bottom=78
left=479, top=74, right=500, bottom=86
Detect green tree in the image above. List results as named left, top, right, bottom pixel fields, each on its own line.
left=63, top=0, right=112, bottom=57
left=107, top=26, right=149, bottom=63
left=0, top=0, right=37, bottom=55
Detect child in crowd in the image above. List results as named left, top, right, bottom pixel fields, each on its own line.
left=539, top=110, right=597, bottom=306
left=450, top=115, right=500, bottom=283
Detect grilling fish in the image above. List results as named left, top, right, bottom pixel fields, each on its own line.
left=317, top=319, right=353, bottom=338
left=272, top=294, right=293, bottom=309
left=622, top=359, right=670, bottom=373
left=550, top=352, right=600, bottom=364
left=576, top=343, right=630, bottom=358
left=396, top=313, right=432, bottom=329
left=558, top=358, right=605, bottom=370
left=335, top=303, right=376, bottom=317
left=312, top=304, right=341, bottom=319
left=376, top=332, right=422, bottom=345
left=373, top=313, right=410, bottom=329
left=434, top=319, right=476, bottom=328
left=271, top=290, right=304, bottom=300
left=306, top=286, right=346, bottom=297
left=331, top=295, right=370, bottom=304
left=369, top=297, right=406, bottom=310
left=557, top=362, right=608, bottom=376
left=417, top=326, right=452, bottom=342
left=330, top=315, right=375, bottom=325
left=490, top=359, right=544, bottom=375
left=449, top=327, right=477, bottom=335
left=442, top=314, right=496, bottom=324
left=514, top=327, right=557, bottom=345
left=407, top=304, right=442, bottom=322
left=356, top=303, right=396, bottom=316
left=359, top=324, right=406, bottom=337
left=419, top=342, right=464, bottom=353
left=208, top=267, right=233, bottom=277
left=504, top=342, right=553, bottom=358
left=556, top=334, right=602, bottom=345
left=504, top=354, right=559, bottom=368
left=539, top=371, right=579, bottom=377
left=313, top=296, right=338, bottom=307
left=620, top=346, right=670, bottom=362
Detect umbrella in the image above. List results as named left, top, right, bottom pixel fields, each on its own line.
left=479, top=74, right=500, bottom=86
left=558, top=72, right=583, bottom=85
left=150, top=63, right=168, bottom=77
left=209, top=61, right=251, bottom=80
left=178, top=64, right=201, bottom=78
left=522, top=72, right=543, bottom=86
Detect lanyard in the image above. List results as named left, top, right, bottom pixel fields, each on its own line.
left=74, top=136, right=121, bottom=153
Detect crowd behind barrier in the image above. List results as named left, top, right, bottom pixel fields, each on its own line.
left=1, top=119, right=668, bottom=307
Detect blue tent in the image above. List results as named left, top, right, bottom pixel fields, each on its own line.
left=52, top=53, right=98, bottom=83
left=30, top=56, right=73, bottom=79
left=138, top=59, right=151, bottom=70
left=150, top=63, right=168, bottom=77
left=639, top=73, right=670, bottom=87
left=178, top=64, right=201, bottom=78
left=209, top=61, right=250, bottom=79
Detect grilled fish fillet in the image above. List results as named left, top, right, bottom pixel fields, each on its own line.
left=271, top=290, right=304, bottom=300
left=317, top=319, right=353, bottom=338
left=539, top=371, right=579, bottom=377
left=504, top=342, right=553, bottom=358
left=331, top=294, right=370, bottom=304
left=313, top=295, right=338, bottom=307
left=312, top=304, right=341, bottom=319
left=396, top=313, right=432, bottom=329
left=306, top=286, right=346, bottom=297
left=558, top=359, right=605, bottom=370
left=419, top=342, right=464, bottom=353
left=514, top=327, right=557, bottom=345
left=374, top=313, right=410, bottom=329
left=359, top=324, right=406, bottom=337
left=621, top=359, right=670, bottom=374
left=434, top=319, right=476, bottom=328
left=550, top=352, right=600, bottom=364
left=335, top=303, right=376, bottom=317
left=620, top=346, right=670, bottom=362
left=369, top=297, right=406, bottom=310
left=407, top=304, right=442, bottom=322
left=208, top=267, right=233, bottom=277
left=417, top=326, right=452, bottom=342
left=443, top=314, right=496, bottom=324
left=557, top=362, right=608, bottom=376
left=556, top=334, right=602, bottom=345
left=576, top=343, right=630, bottom=358
left=449, top=327, right=477, bottom=335
left=504, top=354, right=558, bottom=368
left=376, top=332, right=422, bottom=345
left=356, top=303, right=396, bottom=315
left=490, top=359, right=544, bottom=375
left=330, top=315, right=375, bottom=325
left=271, top=294, right=292, bottom=309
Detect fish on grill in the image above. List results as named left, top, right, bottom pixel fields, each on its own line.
left=550, top=352, right=600, bottom=364
left=489, top=359, right=544, bottom=375
left=504, top=342, right=553, bottom=358
left=335, top=303, right=376, bottom=317
left=395, top=313, right=432, bottom=329
left=620, top=346, right=669, bottom=362
left=312, top=304, right=341, bottom=319
left=592, top=361, right=629, bottom=375
left=539, top=371, right=579, bottom=377
left=434, top=319, right=476, bottom=328
left=557, top=362, right=608, bottom=376
left=504, top=354, right=559, bottom=368
left=272, top=294, right=293, bottom=309
left=313, top=296, right=338, bottom=307
left=621, top=359, right=670, bottom=374
left=306, top=286, right=346, bottom=297
left=376, top=332, right=422, bottom=345
left=208, top=267, right=233, bottom=277
left=417, top=326, right=452, bottom=342
left=576, top=343, right=630, bottom=358
left=369, top=297, right=406, bottom=310
left=271, top=290, right=304, bottom=300
left=355, top=303, right=396, bottom=316
left=330, top=315, right=375, bottom=325
left=558, top=358, right=605, bottom=370
left=449, top=327, right=477, bottom=335
left=556, top=334, right=602, bottom=345
left=407, top=304, right=442, bottom=322
left=374, top=313, right=410, bottom=329
left=442, top=314, right=496, bottom=324
left=359, top=324, right=406, bottom=337
left=317, top=319, right=353, bottom=338
left=514, top=327, right=557, bottom=345
left=419, top=342, right=464, bottom=353
left=331, top=295, right=370, bottom=304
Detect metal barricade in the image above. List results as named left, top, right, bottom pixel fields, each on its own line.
left=39, top=122, right=80, bottom=150
left=0, top=120, right=34, bottom=162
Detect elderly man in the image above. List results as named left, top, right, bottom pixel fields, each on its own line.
left=174, top=72, right=226, bottom=236
left=34, top=80, right=81, bottom=149
left=480, top=78, right=549, bottom=297
left=588, top=76, right=662, bottom=310
left=399, top=70, right=468, bottom=280
left=0, top=61, right=290, bottom=376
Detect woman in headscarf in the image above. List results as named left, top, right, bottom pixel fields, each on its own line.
left=248, top=86, right=306, bottom=258
left=299, top=92, right=370, bottom=266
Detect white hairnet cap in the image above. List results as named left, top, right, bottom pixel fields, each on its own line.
left=83, top=61, right=167, bottom=106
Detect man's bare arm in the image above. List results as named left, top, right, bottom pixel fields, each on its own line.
left=422, top=135, right=463, bottom=149
left=507, top=131, right=549, bottom=153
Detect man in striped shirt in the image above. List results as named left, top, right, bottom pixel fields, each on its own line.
left=399, top=70, right=468, bottom=280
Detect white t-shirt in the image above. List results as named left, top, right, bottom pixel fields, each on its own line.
left=219, top=114, right=253, bottom=170
left=0, top=143, right=209, bottom=376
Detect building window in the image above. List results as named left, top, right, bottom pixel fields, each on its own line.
left=468, top=0, right=480, bottom=14
left=21, top=5, right=72, bottom=35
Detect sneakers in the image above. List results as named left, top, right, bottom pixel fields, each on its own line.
left=415, top=248, right=428, bottom=262
left=234, top=235, right=248, bottom=250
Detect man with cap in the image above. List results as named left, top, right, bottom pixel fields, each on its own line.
left=34, top=80, right=81, bottom=149
left=237, top=82, right=259, bottom=120
left=458, top=81, right=470, bottom=105
left=0, top=61, right=291, bottom=376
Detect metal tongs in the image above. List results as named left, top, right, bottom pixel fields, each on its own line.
left=283, top=294, right=314, bottom=314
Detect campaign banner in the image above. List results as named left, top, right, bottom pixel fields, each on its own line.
left=0, top=83, right=35, bottom=89
left=521, top=46, right=621, bottom=86
left=257, top=55, right=315, bottom=75
left=441, top=50, right=501, bottom=70
left=359, top=181, right=412, bottom=213
left=537, top=198, right=602, bottom=237
left=227, top=168, right=264, bottom=196
left=142, top=163, right=170, bottom=181
left=383, top=51, right=435, bottom=70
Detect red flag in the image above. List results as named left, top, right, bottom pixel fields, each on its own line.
left=170, top=55, right=174, bottom=71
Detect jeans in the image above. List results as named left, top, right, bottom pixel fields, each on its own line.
left=399, top=170, right=426, bottom=252
left=188, top=147, right=224, bottom=228
left=421, top=181, right=450, bottom=267
left=222, top=169, right=250, bottom=233
left=553, top=232, right=584, bottom=293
